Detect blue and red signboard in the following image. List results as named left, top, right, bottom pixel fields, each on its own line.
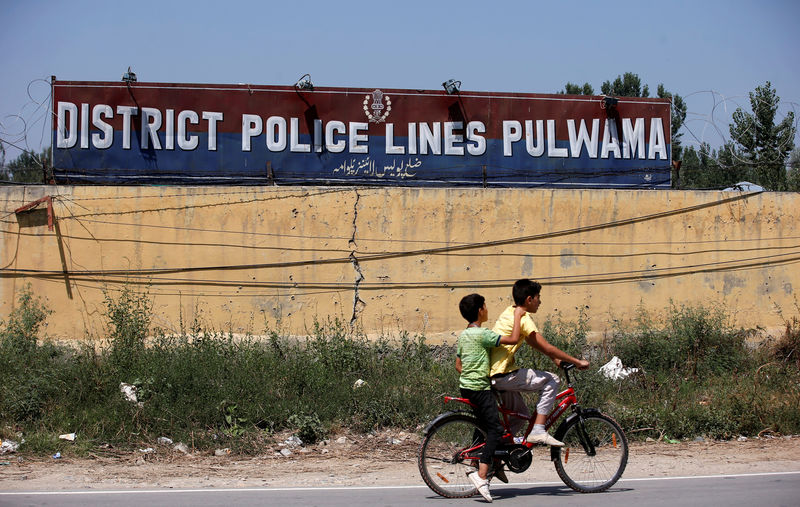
left=52, top=80, right=672, bottom=187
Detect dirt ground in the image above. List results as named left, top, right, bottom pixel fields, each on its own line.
left=2, top=431, right=799, bottom=491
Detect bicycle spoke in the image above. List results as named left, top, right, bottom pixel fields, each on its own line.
left=554, top=413, right=628, bottom=493
left=418, top=414, right=485, bottom=498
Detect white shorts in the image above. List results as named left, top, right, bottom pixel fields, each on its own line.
left=491, top=368, right=560, bottom=434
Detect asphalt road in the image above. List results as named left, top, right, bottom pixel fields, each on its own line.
left=1, top=472, right=798, bottom=507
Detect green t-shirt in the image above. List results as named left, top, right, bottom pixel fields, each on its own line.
left=457, top=327, right=501, bottom=391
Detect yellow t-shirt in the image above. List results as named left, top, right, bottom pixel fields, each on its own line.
left=489, top=305, right=538, bottom=376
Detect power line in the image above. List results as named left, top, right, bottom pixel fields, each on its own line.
left=5, top=248, right=798, bottom=291
left=56, top=188, right=356, bottom=219
left=0, top=189, right=778, bottom=278
left=3, top=213, right=797, bottom=247
left=2, top=226, right=797, bottom=259
left=44, top=278, right=350, bottom=299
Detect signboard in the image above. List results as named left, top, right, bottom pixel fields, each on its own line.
left=52, top=80, right=672, bottom=187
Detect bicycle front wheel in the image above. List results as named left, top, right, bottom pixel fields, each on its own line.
left=418, top=413, right=485, bottom=498
left=553, top=412, right=628, bottom=493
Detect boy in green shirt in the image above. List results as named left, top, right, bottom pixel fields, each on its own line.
left=456, top=293, right=525, bottom=502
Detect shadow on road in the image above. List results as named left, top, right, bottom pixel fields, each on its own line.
left=491, top=485, right=634, bottom=499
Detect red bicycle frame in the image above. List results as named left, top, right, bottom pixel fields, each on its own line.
left=443, top=382, right=578, bottom=454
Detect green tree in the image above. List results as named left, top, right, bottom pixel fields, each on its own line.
left=678, top=145, right=701, bottom=188
left=729, top=81, right=796, bottom=191
left=679, top=144, right=717, bottom=188
left=657, top=84, right=687, bottom=161
left=787, top=148, right=800, bottom=192
left=6, top=147, right=50, bottom=184
left=601, top=72, right=649, bottom=98
left=714, top=142, right=749, bottom=187
left=678, top=142, right=751, bottom=190
left=558, top=82, right=594, bottom=95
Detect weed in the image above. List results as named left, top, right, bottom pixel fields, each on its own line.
left=608, top=302, right=748, bottom=376
left=1, top=287, right=798, bottom=455
left=288, top=413, right=326, bottom=444
left=0, top=284, right=51, bottom=355
left=773, top=317, right=800, bottom=368
left=0, top=286, right=59, bottom=422
left=220, top=401, right=248, bottom=438
left=104, top=286, right=152, bottom=371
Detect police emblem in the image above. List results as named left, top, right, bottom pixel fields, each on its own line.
left=363, top=90, right=391, bottom=123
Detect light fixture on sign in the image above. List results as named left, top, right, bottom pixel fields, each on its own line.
left=122, top=67, right=137, bottom=83
left=601, top=96, right=618, bottom=112
left=295, top=74, right=314, bottom=91
left=442, top=79, right=461, bottom=95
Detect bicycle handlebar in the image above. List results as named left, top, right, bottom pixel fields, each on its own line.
left=560, top=361, right=575, bottom=385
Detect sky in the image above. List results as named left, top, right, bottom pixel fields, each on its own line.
left=1, top=0, right=798, bottom=162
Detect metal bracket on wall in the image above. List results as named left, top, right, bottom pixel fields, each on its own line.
left=15, top=196, right=54, bottom=231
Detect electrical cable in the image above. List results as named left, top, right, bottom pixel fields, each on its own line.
left=2, top=226, right=797, bottom=259
left=5, top=248, right=799, bottom=291
left=0, top=190, right=769, bottom=276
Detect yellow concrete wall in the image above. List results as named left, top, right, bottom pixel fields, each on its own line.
left=1, top=185, right=798, bottom=343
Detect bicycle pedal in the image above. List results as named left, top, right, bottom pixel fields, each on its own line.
left=492, top=466, right=509, bottom=483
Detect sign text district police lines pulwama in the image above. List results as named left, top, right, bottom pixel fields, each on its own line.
left=52, top=80, right=672, bottom=187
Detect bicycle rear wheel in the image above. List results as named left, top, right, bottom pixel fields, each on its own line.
left=553, top=412, right=628, bottom=493
left=418, top=413, right=485, bottom=498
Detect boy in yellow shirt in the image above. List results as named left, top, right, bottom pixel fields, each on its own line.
left=490, top=279, right=589, bottom=446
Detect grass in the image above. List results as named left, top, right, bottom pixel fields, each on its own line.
left=1, top=285, right=798, bottom=456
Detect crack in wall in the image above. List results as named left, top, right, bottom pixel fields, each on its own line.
left=349, top=190, right=365, bottom=326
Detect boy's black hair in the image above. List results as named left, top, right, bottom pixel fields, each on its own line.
left=512, top=278, right=542, bottom=305
left=459, top=293, right=485, bottom=323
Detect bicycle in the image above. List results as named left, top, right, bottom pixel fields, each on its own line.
left=418, top=362, right=628, bottom=497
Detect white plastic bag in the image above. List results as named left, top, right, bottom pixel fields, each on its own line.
left=599, top=356, right=639, bottom=380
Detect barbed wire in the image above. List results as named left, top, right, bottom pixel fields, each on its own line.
left=0, top=78, right=52, bottom=168
left=681, top=89, right=799, bottom=169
